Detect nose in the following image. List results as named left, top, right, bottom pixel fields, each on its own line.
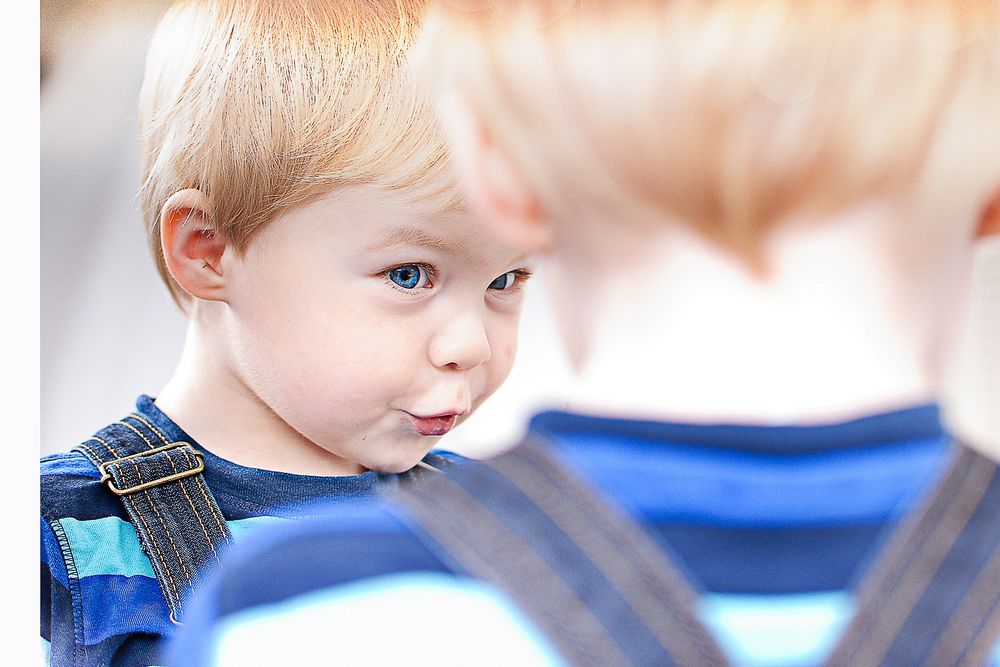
left=428, top=309, right=492, bottom=371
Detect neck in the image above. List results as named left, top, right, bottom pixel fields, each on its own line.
left=558, top=209, right=946, bottom=425
left=154, top=316, right=365, bottom=476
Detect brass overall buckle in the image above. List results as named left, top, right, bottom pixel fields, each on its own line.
left=98, top=442, right=205, bottom=495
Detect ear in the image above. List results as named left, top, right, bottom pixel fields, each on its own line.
left=160, top=189, right=228, bottom=302
left=437, top=91, right=554, bottom=255
left=976, top=188, right=1000, bottom=239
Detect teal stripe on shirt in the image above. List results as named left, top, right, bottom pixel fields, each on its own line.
left=699, top=591, right=855, bottom=667
left=212, top=573, right=567, bottom=667
left=59, top=515, right=291, bottom=579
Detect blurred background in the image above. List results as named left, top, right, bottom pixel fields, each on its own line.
left=41, top=1, right=998, bottom=459
left=42, top=0, right=187, bottom=455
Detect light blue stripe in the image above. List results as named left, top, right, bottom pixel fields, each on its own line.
left=41, top=637, right=51, bottom=664
left=699, top=591, right=855, bottom=667
left=211, top=573, right=567, bottom=666
left=61, top=516, right=292, bottom=579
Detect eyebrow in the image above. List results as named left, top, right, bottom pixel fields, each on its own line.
left=366, top=226, right=465, bottom=253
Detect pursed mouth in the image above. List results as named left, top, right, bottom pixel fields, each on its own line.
left=405, top=412, right=462, bottom=437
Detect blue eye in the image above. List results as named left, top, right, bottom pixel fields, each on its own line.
left=488, top=272, right=516, bottom=291
left=387, top=265, right=430, bottom=290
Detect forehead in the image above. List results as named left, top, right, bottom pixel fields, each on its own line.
left=262, top=184, right=515, bottom=266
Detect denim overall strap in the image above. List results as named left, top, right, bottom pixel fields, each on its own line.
left=395, top=436, right=730, bottom=667
left=73, top=412, right=233, bottom=623
left=826, top=443, right=1000, bottom=667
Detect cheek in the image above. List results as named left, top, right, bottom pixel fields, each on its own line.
left=232, top=295, right=408, bottom=419
left=242, top=332, right=409, bottom=445
left=484, top=325, right=520, bottom=394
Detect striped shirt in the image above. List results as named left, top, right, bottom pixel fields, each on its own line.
left=40, top=395, right=458, bottom=666
left=167, top=405, right=1000, bottom=666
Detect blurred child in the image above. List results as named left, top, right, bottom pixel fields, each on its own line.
left=168, top=2, right=1000, bottom=665
left=40, top=1, right=533, bottom=664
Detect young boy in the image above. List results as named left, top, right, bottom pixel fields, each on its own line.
left=40, top=1, right=533, bottom=664
left=166, top=1, right=1000, bottom=666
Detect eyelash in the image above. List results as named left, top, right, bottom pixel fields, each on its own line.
left=380, top=264, right=534, bottom=295
left=382, top=262, right=438, bottom=293
left=489, top=269, right=534, bottom=293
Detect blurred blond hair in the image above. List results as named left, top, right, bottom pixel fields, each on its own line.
left=418, top=0, right=1000, bottom=257
left=139, top=0, right=459, bottom=306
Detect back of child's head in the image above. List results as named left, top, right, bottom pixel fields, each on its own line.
left=418, top=1, right=1000, bottom=258
left=139, top=0, right=457, bottom=305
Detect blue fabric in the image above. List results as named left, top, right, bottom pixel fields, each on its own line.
left=162, top=500, right=454, bottom=661
left=424, top=453, right=691, bottom=665
left=527, top=405, right=944, bottom=453
left=40, top=395, right=460, bottom=667
left=166, top=404, right=995, bottom=667
left=877, top=466, right=1000, bottom=665
left=542, top=409, right=949, bottom=595
left=546, top=430, right=949, bottom=526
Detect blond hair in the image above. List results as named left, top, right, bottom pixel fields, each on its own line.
left=139, top=0, right=458, bottom=305
left=418, top=1, right=1000, bottom=256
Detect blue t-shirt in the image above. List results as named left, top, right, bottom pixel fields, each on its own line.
left=166, top=404, right=1000, bottom=666
left=40, top=395, right=460, bottom=666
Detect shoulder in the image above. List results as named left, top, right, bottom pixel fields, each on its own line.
left=40, top=446, right=138, bottom=609
left=41, top=448, right=165, bottom=664
left=184, top=454, right=479, bottom=617
left=181, top=572, right=563, bottom=667
left=41, top=449, right=125, bottom=523
left=40, top=449, right=99, bottom=489
left=189, top=497, right=456, bottom=614
left=41, top=446, right=147, bottom=592
left=169, top=495, right=561, bottom=666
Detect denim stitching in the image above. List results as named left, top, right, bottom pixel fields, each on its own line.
left=503, top=444, right=724, bottom=665
left=192, top=474, right=232, bottom=546
left=829, top=447, right=974, bottom=663
left=866, top=454, right=992, bottom=665
left=75, top=442, right=102, bottom=466
left=124, top=458, right=193, bottom=596
left=46, top=517, right=86, bottom=666
left=923, top=470, right=1000, bottom=665
left=403, top=477, right=630, bottom=666
left=176, top=450, right=226, bottom=557
left=834, top=450, right=993, bottom=666
left=132, top=456, right=194, bottom=586
left=927, top=544, right=1000, bottom=665
left=126, top=413, right=168, bottom=446
left=128, top=412, right=231, bottom=549
left=138, top=483, right=194, bottom=594
left=169, top=447, right=222, bottom=559
left=87, top=435, right=120, bottom=460
left=115, top=420, right=156, bottom=451
left=116, top=419, right=219, bottom=558
left=121, top=480, right=182, bottom=605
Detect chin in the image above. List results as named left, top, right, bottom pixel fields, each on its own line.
left=363, top=448, right=430, bottom=475
left=367, top=459, right=418, bottom=475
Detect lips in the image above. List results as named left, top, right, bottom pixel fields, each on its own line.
left=407, top=412, right=460, bottom=436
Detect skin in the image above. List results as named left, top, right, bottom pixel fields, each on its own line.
left=155, top=184, right=533, bottom=475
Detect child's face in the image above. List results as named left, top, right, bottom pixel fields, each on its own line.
left=219, top=185, right=531, bottom=473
